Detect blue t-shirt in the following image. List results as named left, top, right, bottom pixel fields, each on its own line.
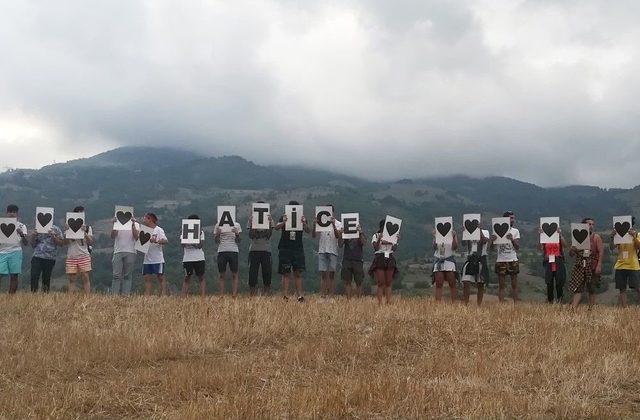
left=32, top=225, right=63, bottom=260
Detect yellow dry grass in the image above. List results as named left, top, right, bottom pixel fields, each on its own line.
left=1, top=294, right=639, bottom=419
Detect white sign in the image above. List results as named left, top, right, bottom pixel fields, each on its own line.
left=492, top=217, right=511, bottom=245
left=135, top=224, right=155, bottom=253
left=0, top=218, right=20, bottom=244
left=613, top=215, right=633, bottom=245
left=381, top=215, right=402, bottom=245
left=65, top=212, right=86, bottom=239
left=434, top=216, right=453, bottom=244
left=341, top=213, right=360, bottom=239
left=462, top=213, right=481, bottom=241
left=285, top=205, right=304, bottom=231
left=571, top=223, right=590, bottom=250
left=114, top=205, right=134, bottom=231
left=540, top=217, right=560, bottom=244
left=251, top=203, right=270, bottom=230
left=315, top=206, right=334, bottom=232
left=35, top=207, right=54, bottom=234
left=181, top=219, right=201, bottom=244
left=217, top=206, right=236, bottom=233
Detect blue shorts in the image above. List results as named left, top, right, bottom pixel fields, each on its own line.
left=143, top=263, right=164, bottom=275
left=0, top=251, right=23, bottom=275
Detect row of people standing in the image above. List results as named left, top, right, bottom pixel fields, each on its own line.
left=2, top=202, right=400, bottom=304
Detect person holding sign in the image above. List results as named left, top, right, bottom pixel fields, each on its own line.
left=338, top=223, right=366, bottom=299
left=312, top=204, right=342, bottom=298
left=432, top=224, right=459, bottom=303
left=29, top=219, right=64, bottom=293
left=0, top=204, right=28, bottom=294
left=142, top=213, right=168, bottom=296
left=608, top=216, right=640, bottom=307
left=537, top=225, right=566, bottom=304
left=569, top=217, right=604, bottom=308
left=460, top=226, right=490, bottom=305
left=248, top=201, right=273, bottom=296
left=275, top=201, right=310, bottom=302
left=369, top=219, right=399, bottom=305
left=215, top=215, right=242, bottom=298
left=181, top=214, right=206, bottom=297
left=63, top=206, right=93, bottom=294
left=110, top=213, right=140, bottom=295
left=490, top=211, right=521, bottom=303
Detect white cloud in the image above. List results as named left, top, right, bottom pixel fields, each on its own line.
left=0, top=0, right=639, bottom=187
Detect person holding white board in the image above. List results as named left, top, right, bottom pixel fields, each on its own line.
left=247, top=201, right=273, bottom=296
left=110, top=213, right=140, bottom=295
left=569, top=217, right=604, bottom=308
left=63, top=206, right=93, bottom=294
left=490, top=211, right=521, bottom=303
left=275, top=201, right=310, bottom=302
left=608, top=216, right=640, bottom=307
left=537, top=225, right=566, bottom=304
left=0, top=204, right=28, bottom=294
left=29, top=218, right=63, bottom=293
left=460, top=225, right=490, bottom=305
left=181, top=214, right=206, bottom=297
left=432, top=227, right=458, bottom=303
left=141, top=212, right=168, bottom=296
left=369, top=219, right=399, bottom=305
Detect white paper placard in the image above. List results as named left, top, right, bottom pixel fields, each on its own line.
left=613, top=215, right=633, bottom=245
left=285, top=205, right=303, bottom=231
left=434, top=216, right=453, bottom=244
left=381, top=215, right=402, bottom=245
left=35, top=207, right=54, bottom=234
left=462, top=213, right=481, bottom=241
left=65, top=212, right=86, bottom=239
left=492, top=217, right=511, bottom=245
left=251, top=203, right=270, bottom=230
left=181, top=219, right=201, bottom=244
left=217, top=206, right=236, bottom=233
left=315, top=206, right=334, bottom=232
left=341, top=213, right=360, bottom=239
left=135, top=224, right=155, bottom=253
left=571, top=223, right=590, bottom=250
left=0, top=218, right=20, bottom=244
left=114, top=205, right=134, bottom=231
left=540, top=217, right=560, bottom=244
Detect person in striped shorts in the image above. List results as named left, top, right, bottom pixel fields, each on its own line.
left=64, top=206, right=93, bottom=293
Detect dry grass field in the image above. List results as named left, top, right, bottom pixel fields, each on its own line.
left=1, top=294, right=639, bottom=419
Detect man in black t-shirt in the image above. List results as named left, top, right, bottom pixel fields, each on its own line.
left=275, top=201, right=311, bottom=302
left=338, top=224, right=366, bottom=298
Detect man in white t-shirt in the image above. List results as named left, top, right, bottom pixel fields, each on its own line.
left=490, top=211, right=521, bottom=303
left=182, top=214, right=206, bottom=297
left=0, top=204, right=28, bottom=294
left=110, top=215, right=140, bottom=295
left=215, top=221, right=242, bottom=297
left=311, top=204, right=342, bottom=298
left=142, top=213, right=168, bottom=296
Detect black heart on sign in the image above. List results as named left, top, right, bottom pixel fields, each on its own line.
left=37, top=212, right=52, bottom=228
left=139, top=231, right=151, bottom=246
left=436, top=222, right=451, bottom=237
left=541, top=222, right=558, bottom=238
left=68, top=218, right=84, bottom=233
left=614, top=221, right=631, bottom=238
left=572, top=229, right=588, bottom=244
left=385, top=222, right=400, bottom=236
left=0, top=223, right=16, bottom=238
left=116, top=211, right=132, bottom=225
left=464, top=219, right=479, bottom=234
left=494, top=223, right=509, bottom=238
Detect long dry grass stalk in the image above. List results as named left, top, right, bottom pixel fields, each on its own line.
left=0, top=294, right=639, bottom=419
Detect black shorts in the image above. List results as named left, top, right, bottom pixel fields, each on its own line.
left=217, top=252, right=239, bottom=273
left=278, top=248, right=305, bottom=274
left=341, top=259, right=364, bottom=286
left=615, top=269, right=639, bottom=291
left=183, top=260, right=206, bottom=277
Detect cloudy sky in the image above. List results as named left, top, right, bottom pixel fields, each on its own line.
left=1, top=0, right=639, bottom=187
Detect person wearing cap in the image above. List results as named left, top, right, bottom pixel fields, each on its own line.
left=490, top=211, right=521, bottom=303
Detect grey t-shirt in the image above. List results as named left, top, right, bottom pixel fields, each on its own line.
left=247, top=221, right=272, bottom=253
left=217, top=222, right=242, bottom=253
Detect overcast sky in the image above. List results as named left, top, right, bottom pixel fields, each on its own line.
left=1, top=0, right=639, bottom=187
